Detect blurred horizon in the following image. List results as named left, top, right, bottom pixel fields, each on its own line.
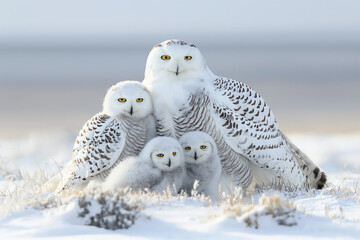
left=1, top=0, right=360, bottom=138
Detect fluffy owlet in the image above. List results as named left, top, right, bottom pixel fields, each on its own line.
left=54, top=81, right=156, bottom=195
left=142, top=39, right=326, bottom=192
left=178, top=131, right=221, bottom=201
left=103, top=136, right=185, bottom=194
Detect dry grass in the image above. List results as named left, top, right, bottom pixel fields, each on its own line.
left=0, top=165, right=300, bottom=230
left=322, top=182, right=360, bottom=201
left=324, top=204, right=344, bottom=219
left=3, top=164, right=359, bottom=230
left=219, top=194, right=298, bottom=228
left=0, top=166, right=54, bottom=216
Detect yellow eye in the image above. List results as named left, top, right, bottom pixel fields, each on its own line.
left=200, top=145, right=207, bottom=149
left=184, top=56, right=192, bottom=60
left=185, top=146, right=191, bottom=151
left=136, top=98, right=143, bottom=102
left=172, top=152, right=176, bottom=156
left=118, top=98, right=127, bottom=102
left=157, top=153, right=164, bottom=157
left=161, top=55, right=171, bottom=60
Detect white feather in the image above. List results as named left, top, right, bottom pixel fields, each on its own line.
left=143, top=39, right=326, bottom=191
left=179, top=131, right=222, bottom=201
left=54, top=80, right=155, bottom=195
left=103, top=136, right=186, bottom=194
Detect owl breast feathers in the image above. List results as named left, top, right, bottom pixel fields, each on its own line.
left=142, top=39, right=327, bottom=191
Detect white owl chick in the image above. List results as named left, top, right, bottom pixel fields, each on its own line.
left=143, top=39, right=327, bottom=192
left=52, top=81, right=156, bottom=195
left=103, top=136, right=185, bottom=194
left=179, top=131, right=221, bottom=201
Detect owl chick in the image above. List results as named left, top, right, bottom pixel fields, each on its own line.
left=52, top=80, right=156, bottom=195
left=178, top=131, right=222, bottom=201
left=103, top=136, right=185, bottom=194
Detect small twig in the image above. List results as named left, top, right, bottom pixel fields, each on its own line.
left=50, top=158, right=64, bottom=178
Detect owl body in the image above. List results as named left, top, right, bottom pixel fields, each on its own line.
left=104, top=136, right=185, bottom=194
left=54, top=81, right=155, bottom=195
left=179, top=131, right=222, bottom=200
left=142, top=39, right=326, bottom=191
left=103, top=155, right=162, bottom=191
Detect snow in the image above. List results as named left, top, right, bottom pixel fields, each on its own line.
left=1, top=132, right=360, bottom=239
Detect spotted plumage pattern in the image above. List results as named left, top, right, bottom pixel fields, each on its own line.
left=154, top=39, right=196, bottom=48
left=210, top=77, right=307, bottom=188
left=151, top=77, right=324, bottom=190
left=143, top=39, right=327, bottom=192
left=157, top=92, right=253, bottom=189
left=55, top=113, right=147, bottom=194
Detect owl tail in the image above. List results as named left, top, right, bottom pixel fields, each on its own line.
left=280, top=131, right=327, bottom=189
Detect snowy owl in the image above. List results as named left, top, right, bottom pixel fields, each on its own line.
left=178, top=131, right=221, bottom=200
left=54, top=81, right=156, bottom=194
left=142, top=39, right=326, bottom=192
left=103, top=136, right=185, bottom=194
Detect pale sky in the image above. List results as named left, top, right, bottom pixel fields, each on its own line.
left=1, top=0, right=360, bottom=38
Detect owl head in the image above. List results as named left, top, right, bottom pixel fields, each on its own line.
left=141, top=136, right=184, bottom=172
left=103, top=80, right=153, bottom=119
left=144, top=39, right=211, bottom=82
left=179, top=131, right=217, bottom=164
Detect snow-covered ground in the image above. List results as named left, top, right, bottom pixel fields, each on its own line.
left=1, top=132, right=360, bottom=239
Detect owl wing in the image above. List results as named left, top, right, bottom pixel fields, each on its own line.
left=208, top=77, right=305, bottom=186
left=133, top=163, right=163, bottom=190
left=151, top=166, right=185, bottom=194
left=104, top=157, right=163, bottom=190
left=56, top=113, right=126, bottom=193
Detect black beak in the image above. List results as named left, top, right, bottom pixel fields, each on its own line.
left=194, top=152, right=198, bottom=161
left=168, top=158, right=171, bottom=167
left=176, top=65, right=179, bottom=76
left=130, top=106, right=133, bottom=115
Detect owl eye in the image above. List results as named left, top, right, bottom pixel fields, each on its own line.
left=185, top=146, right=191, bottom=151
left=161, top=55, right=171, bottom=60
left=118, top=98, right=127, bottom=102
left=200, top=145, right=207, bottom=149
left=172, top=152, right=176, bottom=156
left=136, top=98, right=143, bottom=102
left=157, top=153, right=164, bottom=157
left=184, top=56, right=192, bottom=60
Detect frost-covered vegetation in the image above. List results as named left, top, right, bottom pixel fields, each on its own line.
left=0, top=165, right=304, bottom=230
left=1, top=133, right=360, bottom=239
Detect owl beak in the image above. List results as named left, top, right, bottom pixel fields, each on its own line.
left=129, top=106, right=133, bottom=115
left=168, top=158, right=171, bottom=167
left=194, top=152, right=198, bottom=161
left=175, top=65, right=179, bottom=76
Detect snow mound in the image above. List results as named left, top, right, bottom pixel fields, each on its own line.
left=1, top=133, right=360, bottom=239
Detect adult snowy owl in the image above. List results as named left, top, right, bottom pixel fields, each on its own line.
left=178, top=131, right=221, bottom=200
left=104, top=136, right=185, bottom=194
left=54, top=81, right=155, bottom=194
left=142, top=39, right=326, bottom=192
